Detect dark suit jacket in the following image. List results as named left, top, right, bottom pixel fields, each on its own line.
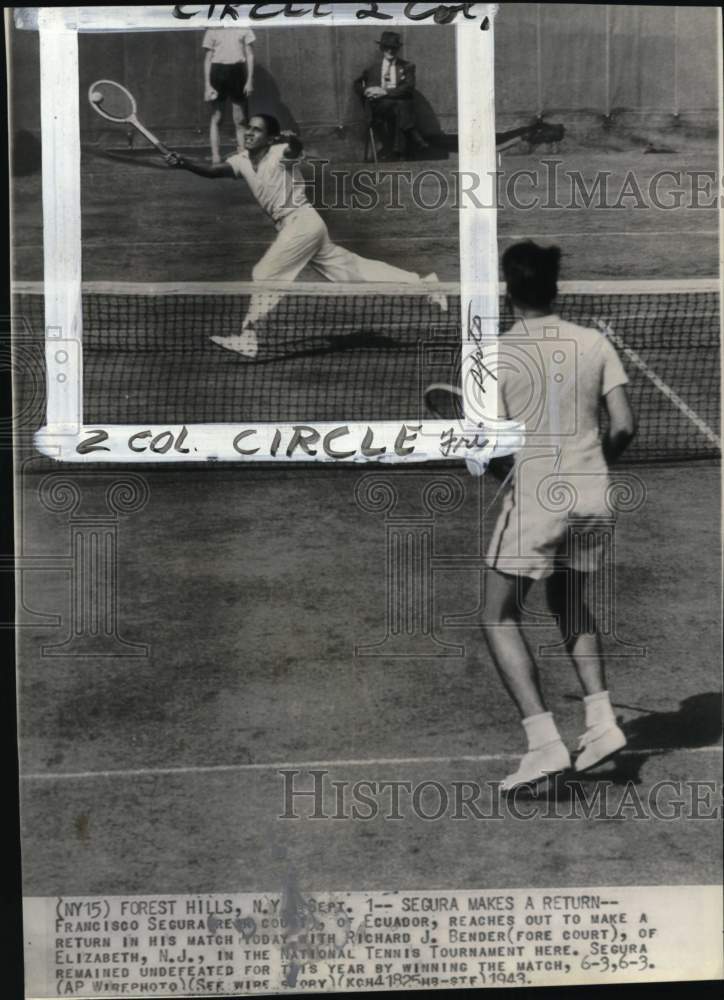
left=354, top=58, right=417, bottom=104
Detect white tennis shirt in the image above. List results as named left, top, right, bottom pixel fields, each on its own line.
left=226, top=144, right=310, bottom=226
left=202, top=28, right=255, bottom=64
left=497, top=315, right=629, bottom=513
left=381, top=57, right=398, bottom=89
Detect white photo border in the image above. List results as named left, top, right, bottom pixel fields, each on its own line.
left=20, top=3, right=525, bottom=465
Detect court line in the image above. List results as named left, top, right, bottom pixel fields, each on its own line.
left=12, top=231, right=719, bottom=251
left=20, top=744, right=723, bottom=782
left=501, top=231, right=718, bottom=238
left=13, top=277, right=720, bottom=296
left=602, top=323, right=722, bottom=448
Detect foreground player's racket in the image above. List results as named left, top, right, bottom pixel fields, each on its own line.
left=424, top=382, right=516, bottom=483
left=423, top=383, right=465, bottom=421
left=88, top=80, right=172, bottom=157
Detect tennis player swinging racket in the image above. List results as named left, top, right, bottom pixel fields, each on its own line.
left=163, top=114, right=448, bottom=359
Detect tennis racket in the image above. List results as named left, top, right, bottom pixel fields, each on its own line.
left=424, top=383, right=485, bottom=476
left=424, top=382, right=518, bottom=481
left=423, top=383, right=465, bottom=421
left=88, top=80, right=172, bottom=157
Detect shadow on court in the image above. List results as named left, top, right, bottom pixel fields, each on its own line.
left=562, top=690, right=724, bottom=753
left=622, top=692, right=723, bottom=751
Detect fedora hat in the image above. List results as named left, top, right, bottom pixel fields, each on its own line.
left=378, top=31, right=402, bottom=50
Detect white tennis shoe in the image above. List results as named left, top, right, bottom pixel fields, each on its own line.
left=210, top=327, right=258, bottom=358
left=500, top=739, right=571, bottom=792
left=423, top=272, right=448, bottom=312
left=574, top=723, right=627, bottom=772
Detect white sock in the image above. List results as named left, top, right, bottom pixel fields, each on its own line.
left=583, top=691, right=616, bottom=729
left=522, top=711, right=561, bottom=751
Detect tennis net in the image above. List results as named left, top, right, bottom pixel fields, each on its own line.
left=13, top=278, right=721, bottom=462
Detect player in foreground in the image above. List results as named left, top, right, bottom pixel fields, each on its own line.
left=165, top=114, right=446, bottom=358
left=483, top=241, right=636, bottom=791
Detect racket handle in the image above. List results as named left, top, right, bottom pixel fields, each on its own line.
left=132, top=118, right=171, bottom=157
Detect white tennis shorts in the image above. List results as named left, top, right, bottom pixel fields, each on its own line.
left=486, top=489, right=610, bottom=580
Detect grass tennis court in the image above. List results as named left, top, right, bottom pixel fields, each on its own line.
left=13, top=137, right=722, bottom=895
left=11, top=147, right=720, bottom=282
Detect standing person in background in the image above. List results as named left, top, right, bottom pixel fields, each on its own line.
left=203, top=27, right=255, bottom=164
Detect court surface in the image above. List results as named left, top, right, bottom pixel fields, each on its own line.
left=13, top=141, right=723, bottom=894
left=16, top=462, right=722, bottom=893
left=11, top=147, right=719, bottom=281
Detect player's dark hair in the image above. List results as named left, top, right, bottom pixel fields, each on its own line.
left=252, top=113, right=281, bottom=137
left=502, top=241, right=561, bottom=311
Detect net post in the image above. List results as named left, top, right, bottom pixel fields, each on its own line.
left=456, top=19, right=499, bottom=455
left=38, top=9, right=83, bottom=436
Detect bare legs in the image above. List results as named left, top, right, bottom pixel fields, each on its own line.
left=484, top=568, right=607, bottom=718
left=209, top=100, right=247, bottom=164
left=483, top=571, right=545, bottom=718
left=482, top=567, right=623, bottom=787
left=231, top=101, right=246, bottom=154
left=545, top=569, right=607, bottom=697
left=209, top=104, right=223, bottom=164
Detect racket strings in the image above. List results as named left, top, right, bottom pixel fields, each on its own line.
left=90, top=80, right=135, bottom=122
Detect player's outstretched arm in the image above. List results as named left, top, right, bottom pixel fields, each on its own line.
left=602, top=385, right=636, bottom=464
left=164, top=151, right=234, bottom=178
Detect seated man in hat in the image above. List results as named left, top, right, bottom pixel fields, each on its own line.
left=354, top=31, right=429, bottom=160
